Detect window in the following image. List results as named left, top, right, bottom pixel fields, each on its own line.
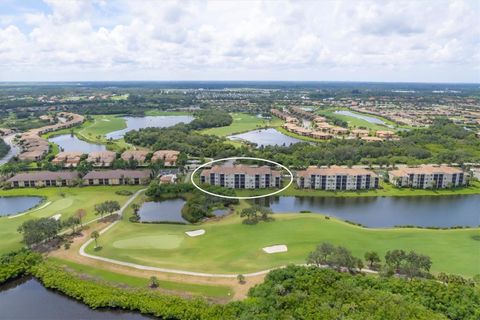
left=134, top=178, right=139, bottom=184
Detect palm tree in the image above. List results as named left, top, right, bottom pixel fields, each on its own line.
left=91, top=231, right=100, bottom=248
left=149, top=276, right=159, bottom=288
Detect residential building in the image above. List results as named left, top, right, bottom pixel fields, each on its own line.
left=160, top=174, right=177, bottom=184
left=375, top=130, right=396, bottom=139
left=200, top=164, right=282, bottom=189
left=389, top=165, right=467, bottom=189
left=52, top=152, right=83, bottom=167
left=86, top=151, right=116, bottom=167
left=7, top=171, right=79, bottom=187
left=151, top=150, right=180, bottom=166
left=83, top=170, right=151, bottom=185
left=296, top=166, right=379, bottom=190
left=121, top=150, right=149, bottom=164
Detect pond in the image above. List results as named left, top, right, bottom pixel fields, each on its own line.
left=106, top=115, right=194, bottom=140
left=138, top=198, right=188, bottom=223
left=256, top=195, right=480, bottom=228
left=228, top=128, right=301, bottom=147
left=0, top=278, right=150, bottom=320
left=48, top=134, right=106, bottom=153
left=0, top=196, right=43, bottom=216
left=334, top=110, right=392, bottom=127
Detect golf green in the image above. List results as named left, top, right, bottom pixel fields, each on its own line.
left=113, top=235, right=184, bottom=250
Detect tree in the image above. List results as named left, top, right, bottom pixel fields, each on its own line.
left=91, top=231, right=100, bottom=248
left=385, top=249, right=407, bottom=273
left=131, top=203, right=140, bottom=215
left=75, top=208, right=87, bottom=227
left=237, top=274, right=246, bottom=284
left=307, top=242, right=335, bottom=267
left=17, top=218, right=61, bottom=247
left=149, top=276, right=159, bottom=288
left=64, top=216, right=81, bottom=234
left=95, top=201, right=120, bottom=218
left=307, top=242, right=359, bottom=273
left=239, top=205, right=272, bottom=224
left=364, top=251, right=381, bottom=270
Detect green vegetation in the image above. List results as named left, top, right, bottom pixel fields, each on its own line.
left=0, top=186, right=143, bottom=254
left=278, top=180, right=480, bottom=197
left=0, top=138, right=10, bottom=159
left=0, top=249, right=42, bottom=284
left=200, top=113, right=282, bottom=136
left=317, top=108, right=398, bottom=130
left=145, top=110, right=191, bottom=116
left=48, top=258, right=232, bottom=298
left=86, top=213, right=479, bottom=276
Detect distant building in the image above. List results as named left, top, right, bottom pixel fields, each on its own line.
left=121, top=150, right=149, bottom=164
left=200, top=164, right=282, bottom=189
left=389, top=165, right=467, bottom=189
left=86, top=151, right=116, bottom=167
left=160, top=174, right=177, bottom=184
left=52, top=151, right=83, bottom=167
left=83, top=170, right=150, bottom=185
left=7, top=171, right=78, bottom=187
left=151, top=150, right=180, bottom=166
left=296, top=166, right=379, bottom=190
left=375, top=130, right=396, bottom=139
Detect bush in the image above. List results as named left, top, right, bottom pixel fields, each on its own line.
left=115, top=190, right=133, bottom=196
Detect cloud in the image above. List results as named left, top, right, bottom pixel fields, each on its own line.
left=0, top=0, right=478, bottom=82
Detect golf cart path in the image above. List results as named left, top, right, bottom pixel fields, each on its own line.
left=79, top=188, right=378, bottom=278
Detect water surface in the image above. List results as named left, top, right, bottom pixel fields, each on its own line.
left=256, top=195, right=480, bottom=228
left=334, top=110, right=392, bottom=127
left=0, top=196, right=43, bottom=216
left=139, top=199, right=188, bottom=223
left=106, top=115, right=194, bottom=139
left=49, top=134, right=106, bottom=153
left=0, top=278, right=149, bottom=320
left=228, top=128, right=301, bottom=147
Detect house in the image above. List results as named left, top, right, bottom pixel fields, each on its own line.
left=160, top=174, right=177, bottom=184
left=200, top=164, right=282, bottom=189
left=83, top=170, right=151, bottom=185
left=296, top=166, right=379, bottom=190
left=86, top=151, right=116, bottom=167
left=375, top=130, right=396, bottom=139
left=351, top=129, right=370, bottom=138
left=388, top=165, right=467, bottom=189
left=151, top=150, right=180, bottom=166
left=310, top=131, right=332, bottom=140
left=330, top=127, right=349, bottom=135
left=52, top=152, right=83, bottom=167
left=7, top=171, right=79, bottom=188
left=121, top=150, right=149, bottom=164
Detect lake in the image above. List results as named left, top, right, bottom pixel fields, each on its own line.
left=48, top=134, right=106, bottom=153
left=334, top=110, right=392, bottom=127
left=228, top=128, right=301, bottom=147
left=0, top=135, right=20, bottom=165
left=0, top=278, right=149, bottom=320
left=0, top=196, right=43, bottom=216
left=255, top=195, right=480, bottom=228
left=138, top=199, right=188, bottom=223
left=106, top=115, right=194, bottom=140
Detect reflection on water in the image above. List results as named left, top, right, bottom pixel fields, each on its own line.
left=255, top=195, right=480, bottom=228
left=228, top=128, right=301, bottom=147
left=106, top=115, right=194, bottom=139
left=49, top=134, right=106, bottom=153
left=0, top=196, right=43, bottom=216
left=138, top=198, right=188, bottom=223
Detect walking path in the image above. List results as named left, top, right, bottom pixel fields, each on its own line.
left=78, top=188, right=378, bottom=278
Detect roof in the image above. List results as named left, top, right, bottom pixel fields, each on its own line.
left=297, top=165, right=377, bottom=177
left=201, top=164, right=281, bottom=176
left=8, top=171, right=79, bottom=182
left=83, top=170, right=151, bottom=180
left=121, top=150, right=148, bottom=161
left=389, top=165, right=464, bottom=177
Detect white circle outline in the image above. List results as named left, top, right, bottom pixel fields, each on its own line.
left=190, top=157, right=293, bottom=200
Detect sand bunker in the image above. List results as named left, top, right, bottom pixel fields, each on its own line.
left=185, top=229, right=205, bottom=237
left=263, top=244, right=288, bottom=254
left=51, top=214, right=61, bottom=221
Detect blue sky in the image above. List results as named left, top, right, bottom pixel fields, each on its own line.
left=0, top=0, right=478, bottom=82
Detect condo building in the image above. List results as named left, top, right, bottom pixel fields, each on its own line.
left=388, top=165, right=467, bottom=189
left=7, top=171, right=79, bottom=187
left=296, top=166, right=379, bottom=190
left=200, top=164, right=282, bottom=189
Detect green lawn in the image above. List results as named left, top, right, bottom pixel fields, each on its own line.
left=0, top=186, right=143, bottom=254
left=48, top=257, right=232, bottom=298
left=85, top=213, right=480, bottom=277
left=278, top=180, right=480, bottom=197
left=200, top=113, right=283, bottom=137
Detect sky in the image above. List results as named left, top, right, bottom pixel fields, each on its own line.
left=0, top=0, right=479, bottom=83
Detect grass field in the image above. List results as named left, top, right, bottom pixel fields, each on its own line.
left=85, top=213, right=480, bottom=277
left=0, top=186, right=143, bottom=254
left=200, top=113, right=283, bottom=137
left=48, top=257, right=232, bottom=298
left=276, top=180, right=480, bottom=197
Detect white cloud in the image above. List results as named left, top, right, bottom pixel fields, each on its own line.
left=0, top=0, right=478, bottom=82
